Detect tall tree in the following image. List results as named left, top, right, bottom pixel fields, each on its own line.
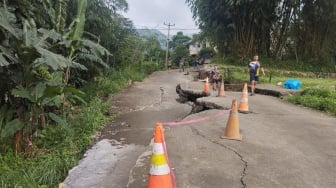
left=298, top=0, right=336, bottom=61
left=170, top=31, right=191, bottom=49
left=186, top=0, right=336, bottom=63
left=143, top=34, right=164, bottom=63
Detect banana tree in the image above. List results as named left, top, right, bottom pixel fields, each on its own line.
left=1, top=0, right=112, bottom=153
left=0, top=7, right=86, bottom=153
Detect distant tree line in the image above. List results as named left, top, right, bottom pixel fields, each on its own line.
left=186, top=0, right=336, bottom=64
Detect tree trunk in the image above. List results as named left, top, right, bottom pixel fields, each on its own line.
left=14, top=105, right=25, bottom=154
left=40, top=113, right=46, bottom=127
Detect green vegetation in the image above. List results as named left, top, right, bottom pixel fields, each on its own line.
left=213, top=57, right=336, bottom=116
left=0, top=62, right=160, bottom=187
left=226, top=68, right=335, bottom=89
left=212, top=56, right=336, bottom=73
left=170, top=32, right=192, bottom=66
left=84, top=62, right=163, bottom=98
left=187, top=0, right=336, bottom=65
left=170, top=31, right=191, bottom=49
left=212, top=56, right=334, bottom=87
left=0, top=0, right=165, bottom=152
left=1, top=0, right=335, bottom=186
left=0, top=97, right=109, bottom=187
left=286, top=88, right=336, bottom=115
left=199, top=47, right=215, bottom=58
left=0, top=0, right=164, bottom=187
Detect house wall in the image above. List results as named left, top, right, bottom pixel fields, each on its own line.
left=188, top=40, right=214, bottom=56
left=189, top=43, right=200, bottom=55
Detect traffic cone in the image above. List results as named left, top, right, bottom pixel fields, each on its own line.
left=238, top=83, right=249, bottom=113
left=221, top=99, right=242, bottom=141
left=148, top=123, right=173, bottom=188
left=203, top=77, right=210, bottom=94
left=217, top=79, right=225, bottom=97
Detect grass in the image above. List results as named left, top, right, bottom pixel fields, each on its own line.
left=0, top=61, right=162, bottom=187
left=84, top=62, right=162, bottom=98
left=217, top=64, right=335, bottom=89
left=212, top=56, right=336, bottom=73
left=286, top=88, right=336, bottom=115
left=213, top=57, right=336, bottom=115
left=0, top=97, right=110, bottom=187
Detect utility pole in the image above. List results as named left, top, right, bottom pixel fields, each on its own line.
left=164, top=22, right=175, bottom=69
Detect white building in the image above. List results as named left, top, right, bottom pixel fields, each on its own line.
left=188, top=40, right=212, bottom=56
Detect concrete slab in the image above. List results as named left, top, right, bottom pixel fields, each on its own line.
left=196, top=92, right=241, bottom=110
left=254, top=84, right=299, bottom=97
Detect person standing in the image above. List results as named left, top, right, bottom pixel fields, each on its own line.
left=248, top=55, right=265, bottom=96
left=167, top=58, right=172, bottom=71
left=193, top=57, right=199, bottom=70
left=211, top=65, right=221, bottom=91
left=179, top=58, right=185, bottom=72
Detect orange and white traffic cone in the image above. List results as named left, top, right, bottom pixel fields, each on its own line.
left=221, top=99, right=242, bottom=141
left=148, top=123, right=173, bottom=188
left=217, top=79, right=225, bottom=97
left=203, top=77, right=210, bottom=94
left=238, top=83, right=249, bottom=113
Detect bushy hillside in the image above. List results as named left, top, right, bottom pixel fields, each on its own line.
left=136, top=28, right=167, bottom=49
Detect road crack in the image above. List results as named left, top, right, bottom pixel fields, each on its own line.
left=190, top=126, right=247, bottom=188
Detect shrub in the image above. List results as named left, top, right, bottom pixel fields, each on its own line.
left=301, top=88, right=335, bottom=98
left=199, top=47, right=215, bottom=58
left=286, top=88, right=336, bottom=115
left=0, top=61, right=161, bottom=187
left=0, top=96, right=110, bottom=187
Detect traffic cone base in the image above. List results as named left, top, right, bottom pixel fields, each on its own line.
left=148, top=174, right=173, bottom=188
left=238, top=110, right=249, bottom=114
left=220, top=135, right=242, bottom=140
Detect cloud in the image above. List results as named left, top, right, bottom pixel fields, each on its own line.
left=124, top=0, right=199, bottom=35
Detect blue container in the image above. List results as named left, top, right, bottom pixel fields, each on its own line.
left=284, top=79, right=302, bottom=90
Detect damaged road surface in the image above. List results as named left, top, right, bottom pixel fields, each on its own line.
left=63, top=68, right=336, bottom=188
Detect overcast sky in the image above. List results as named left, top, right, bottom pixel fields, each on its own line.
left=123, top=0, right=200, bottom=36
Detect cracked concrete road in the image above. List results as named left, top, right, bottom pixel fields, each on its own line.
left=63, top=68, right=336, bottom=188
left=165, top=93, right=336, bottom=188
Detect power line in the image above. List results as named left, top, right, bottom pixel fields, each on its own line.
left=135, top=28, right=199, bottom=30
left=133, top=25, right=199, bottom=31
left=164, top=22, right=175, bottom=69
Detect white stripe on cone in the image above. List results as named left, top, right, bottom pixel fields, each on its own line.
left=240, top=98, right=248, bottom=103
left=150, top=164, right=170, bottom=175
left=152, top=143, right=164, bottom=154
